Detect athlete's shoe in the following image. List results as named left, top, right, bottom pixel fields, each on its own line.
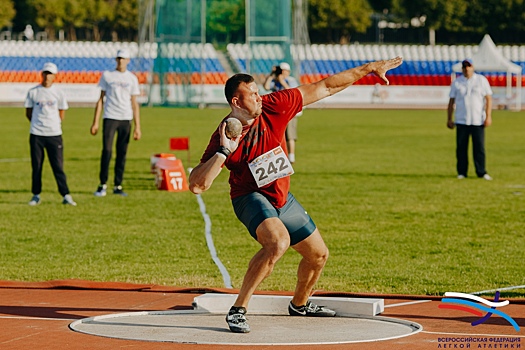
left=225, top=306, right=250, bottom=333
left=288, top=300, right=336, bottom=317
left=28, top=195, right=40, bottom=206
left=62, top=194, right=77, bottom=206
left=113, top=185, right=128, bottom=197
left=94, top=184, right=107, bottom=197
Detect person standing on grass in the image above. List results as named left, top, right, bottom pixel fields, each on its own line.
left=25, top=62, right=76, bottom=206
left=90, top=49, right=141, bottom=197
left=263, top=62, right=301, bottom=164
left=447, top=58, right=493, bottom=180
left=189, top=56, right=403, bottom=333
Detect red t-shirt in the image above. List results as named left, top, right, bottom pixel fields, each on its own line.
left=200, top=88, right=303, bottom=208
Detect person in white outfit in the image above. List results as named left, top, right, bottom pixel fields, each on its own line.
left=90, top=49, right=141, bottom=197
left=447, top=58, right=493, bottom=180
left=25, top=62, right=76, bottom=206
left=263, top=62, right=302, bottom=164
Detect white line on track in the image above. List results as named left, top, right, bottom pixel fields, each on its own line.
left=195, top=193, right=232, bottom=289
left=471, top=284, right=525, bottom=295
left=384, top=300, right=432, bottom=308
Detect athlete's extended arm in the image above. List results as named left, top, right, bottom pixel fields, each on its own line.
left=189, top=122, right=240, bottom=194
left=298, top=57, right=403, bottom=107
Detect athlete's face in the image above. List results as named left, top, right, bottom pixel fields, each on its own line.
left=41, top=71, right=56, bottom=87
left=232, top=82, right=263, bottom=118
left=462, top=64, right=474, bottom=78
left=116, top=57, right=130, bottom=72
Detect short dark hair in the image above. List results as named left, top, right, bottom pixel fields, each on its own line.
left=225, top=74, right=254, bottom=104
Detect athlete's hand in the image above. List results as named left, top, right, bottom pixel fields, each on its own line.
left=219, top=121, right=241, bottom=153
left=90, top=124, right=98, bottom=135
left=372, top=56, right=403, bottom=85
left=134, top=128, right=141, bottom=140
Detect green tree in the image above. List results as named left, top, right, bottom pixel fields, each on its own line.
left=83, top=0, right=111, bottom=41
left=390, top=0, right=467, bottom=31
left=28, top=0, right=67, bottom=39
left=207, top=0, right=245, bottom=44
left=63, top=0, right=88, bottom=41
left=308, top=0, right=373, bottom=43
left=106, top=0, right=138, bottom=41
left=0, top=0, right=16, bottom=29
left=458, top=0, right=525, bottom=34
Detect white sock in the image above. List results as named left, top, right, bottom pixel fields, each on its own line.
left=288, top=153, right=295, bottom=163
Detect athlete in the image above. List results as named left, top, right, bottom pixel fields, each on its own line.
left=91, top=49, right=141, bottom=197
left=189, top=57, right=403, bottom=333
left=25, top=62, right=76, bottom=206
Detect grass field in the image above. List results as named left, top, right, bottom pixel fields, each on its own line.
left=0, top=106, right=524, bottom=297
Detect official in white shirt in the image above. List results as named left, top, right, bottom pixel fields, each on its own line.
left=447, top=59, right=493, bottom=180
left=25, top=62, right=76, bottom=206
left=90, top=49, right=141, bottom=197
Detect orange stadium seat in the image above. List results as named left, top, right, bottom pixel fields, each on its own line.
left=191, top=72, right=201, bottom=85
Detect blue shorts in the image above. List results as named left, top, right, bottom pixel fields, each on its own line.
left=232, top=192, right=316, bottom=246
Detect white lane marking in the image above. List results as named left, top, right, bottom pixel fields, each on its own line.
left=471, top=285, right=525, bottom=295
left=195, top=194, right=232, bottom=289
left=384, top=300, right=432, bottom=308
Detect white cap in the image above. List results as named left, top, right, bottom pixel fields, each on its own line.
left=116, top=49, right=131, bottom=59
left=42, top=62, right=58, bottom=74
left=279, top=62, right=291, bottom=71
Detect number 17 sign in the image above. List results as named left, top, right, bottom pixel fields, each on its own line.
left=248, top=146, right=294, bottom=188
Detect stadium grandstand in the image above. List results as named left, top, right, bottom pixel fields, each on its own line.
left=3, top=40, right=525, bottom=86
left=1, top=39, right=525, bottom=107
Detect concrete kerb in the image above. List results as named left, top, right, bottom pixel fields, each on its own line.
left=69, top=293, right=423, bottom=345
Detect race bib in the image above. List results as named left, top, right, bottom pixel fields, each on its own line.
left=248, top=146, right=294, bottom=188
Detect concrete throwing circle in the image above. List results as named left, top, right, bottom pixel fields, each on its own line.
left=70, top=310, right=422, bottom=345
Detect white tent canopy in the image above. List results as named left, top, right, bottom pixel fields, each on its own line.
left=452, top=34, right=522, bottom=111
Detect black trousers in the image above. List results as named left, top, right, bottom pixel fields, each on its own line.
left=456, top=124, right=486, bottom=177
left=99, top=119, right=131, bottom=186
left=30, top=134, right=70, bottom=196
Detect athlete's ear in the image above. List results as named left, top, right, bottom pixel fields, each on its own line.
left=231, top=96, right=240, bottom=109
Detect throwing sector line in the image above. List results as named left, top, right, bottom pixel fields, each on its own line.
left=195, top=194, right=232, bottom=288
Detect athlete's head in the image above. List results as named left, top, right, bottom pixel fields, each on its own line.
left=225, top=74, right=254, bottom=104
left=225, top=74, right=262, bottom=118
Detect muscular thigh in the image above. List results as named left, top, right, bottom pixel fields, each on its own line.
left=232, top=192, right=316, bottom=246
left=292, top=228, right=328, bottom=260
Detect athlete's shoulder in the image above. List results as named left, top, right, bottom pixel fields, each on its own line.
left=27, top=84, right=42, bottom=93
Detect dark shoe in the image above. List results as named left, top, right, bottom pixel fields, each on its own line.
left=28, top=194, right=40, bottom=206
left=225, top=306, right=250, bottom=333
left=288, top=300, right=336, bottom=317
left=113, top=185, right=128, bottom=196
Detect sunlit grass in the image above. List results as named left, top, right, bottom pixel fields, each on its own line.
left=0, top=107, right=523, bottom=297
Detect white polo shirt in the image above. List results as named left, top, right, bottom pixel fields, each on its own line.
left=98, top=70, right=140, bottom=121
left=24, top=84, right=69, bottom=136
left=449, top=73, right=493, bottom=126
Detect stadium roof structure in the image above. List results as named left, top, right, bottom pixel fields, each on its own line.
left=452, top=34, right=522, bottom=110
